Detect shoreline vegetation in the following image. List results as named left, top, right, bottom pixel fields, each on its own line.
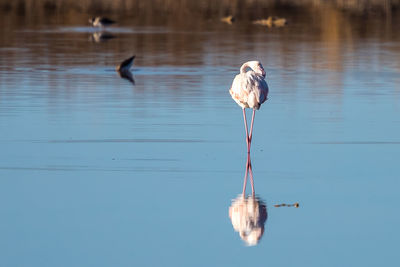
left=1, top=0, right=399, bottom=18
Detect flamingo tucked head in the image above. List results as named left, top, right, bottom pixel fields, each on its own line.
left=241, top=61, right=266, bottom=78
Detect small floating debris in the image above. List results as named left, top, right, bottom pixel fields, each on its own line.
left=274, top=202, right=299, bottom=208
left=253, top=16, right=287, bottom=28
left=221, top=15, right=235, bottom=25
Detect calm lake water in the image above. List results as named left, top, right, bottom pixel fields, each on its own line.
left=0, top=12, right=400, bottom=267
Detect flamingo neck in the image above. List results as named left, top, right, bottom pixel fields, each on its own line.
left=240, top=63, right=250, bottom=74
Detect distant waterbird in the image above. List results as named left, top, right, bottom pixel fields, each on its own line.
left=116, top=55, right=135, bottom=72
left=116, top=55, right=135, bottom=85
left=89, top=17, right=116, bottom=27
left=229, top=61, right=269, bottom=153
left=253, top=16, right=287, bottom=28
left=221, top=15, right=235, bottom=25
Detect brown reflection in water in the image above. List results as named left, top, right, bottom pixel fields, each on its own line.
left=0, top=5, right=399, bottom=69
left=0, top=2, right=399, bottom=115
left=0, top=0, right=398, bottom=19
left=229, top=154, right=267, bottom=246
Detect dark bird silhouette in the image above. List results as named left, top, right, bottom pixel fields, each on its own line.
left=89, top=17, right=116, bottom=27
left=116, top=55, right=135, bottom=72
left=116, top=56, right=136, bottom=85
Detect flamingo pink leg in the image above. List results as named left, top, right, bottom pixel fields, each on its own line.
left=242, top=156, right=249, bottom=197
left=242, top=108, right=250, bottom=153
left=248, top=109, right=256, bottom=152
left=248, top=157, right=255, bottom=196
left=242, top=153, right=255, bottom=197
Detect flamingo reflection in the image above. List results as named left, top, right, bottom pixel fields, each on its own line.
left=90, top=32, right=116, bottom=43
left=229, top=154, right=267, bottom=246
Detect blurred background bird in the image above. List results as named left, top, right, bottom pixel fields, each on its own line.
left=116, top=55, right=135, bottom=72
left=89, top=17, right=116, bottom=27
left=253, top=16, right=287, bottom=27
left=116, top=56, right=136, bottom=85
left=221, top=15, right=235, bottom=25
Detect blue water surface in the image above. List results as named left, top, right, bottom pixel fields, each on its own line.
left=0, top=16, right=399, bottom=267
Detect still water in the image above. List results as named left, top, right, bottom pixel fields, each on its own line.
left=0, top=12, right=400, bottom=267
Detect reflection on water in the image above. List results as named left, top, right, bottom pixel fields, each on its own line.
left=229, top=194, right=267, bottom=246
left=117, top=70, right=135, bottom=85
left=229, top=154, right=267, bottom=246
left=116, top=55, right=136, bottom=85
left=229, top=153, right=302, bottom=246
left=1, top=4, right=400, bottom=267
left=90, top=31, right=116, bottom=43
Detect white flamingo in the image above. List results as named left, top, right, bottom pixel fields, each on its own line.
left=229, top=61, right=269, bottom=153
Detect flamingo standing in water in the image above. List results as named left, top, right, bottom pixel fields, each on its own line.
left=229, top=61, right=269, bottom=153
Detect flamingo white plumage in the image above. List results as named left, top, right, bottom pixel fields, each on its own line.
left=229, top=61, right=269, bottom=153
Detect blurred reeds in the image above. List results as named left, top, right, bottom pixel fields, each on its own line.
left=0, top=0, right=398, bottom=18
left=0, top=1, right=399, bottom=83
